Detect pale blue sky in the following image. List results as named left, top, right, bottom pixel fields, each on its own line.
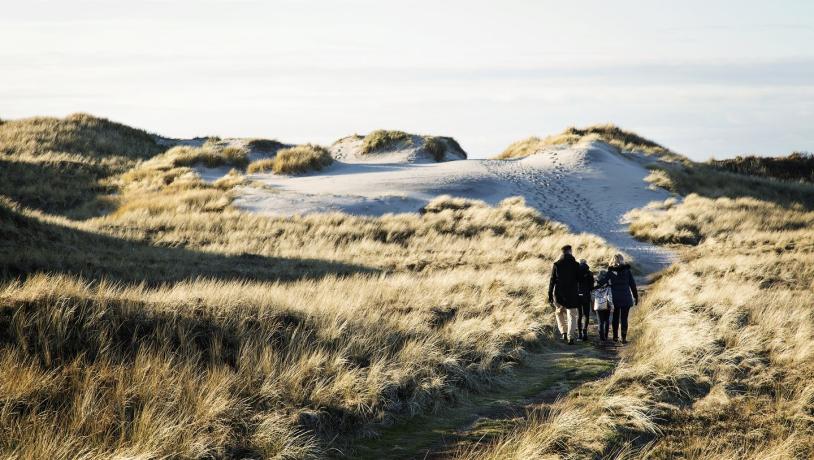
left=2, top=0, right=813, bottom=159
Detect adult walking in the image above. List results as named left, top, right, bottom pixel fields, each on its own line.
left=602, top=254, right=639, bottom=343
left=576, top=259, right=594, bottom=341
left=548, top=245, right=581, bottom=345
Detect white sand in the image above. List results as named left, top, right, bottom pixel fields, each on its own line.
left=224, top=139, right=674, bottom=273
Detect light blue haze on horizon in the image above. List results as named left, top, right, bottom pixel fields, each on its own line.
left=1, top=0, right=813, bottom=160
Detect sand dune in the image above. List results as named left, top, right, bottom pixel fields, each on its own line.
left=229, top=138, right=675, bottom=273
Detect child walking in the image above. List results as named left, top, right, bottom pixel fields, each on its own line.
left=592, top=272, right=614, bottom=341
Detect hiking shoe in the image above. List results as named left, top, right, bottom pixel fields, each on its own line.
left=613, top=337, right=619, bottom=342
left=562, top=333, right=568, bottom=341
left=568, top=338, right=575, bottom=345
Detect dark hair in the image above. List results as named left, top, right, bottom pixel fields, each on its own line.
left=561, top=245, right=572, bottom=253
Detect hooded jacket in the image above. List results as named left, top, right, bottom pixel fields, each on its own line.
left=548, top=253, right=581, bottom=308
left=603, top=263, right=638, bottom=308
left=577, top=261, right=594, bottom=297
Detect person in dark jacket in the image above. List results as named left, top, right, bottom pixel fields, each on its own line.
left=600, top=253, right=639, bottom=343
left=548, top=245, right=581, bottom=344
left=576, top=259, right=594, bottom=341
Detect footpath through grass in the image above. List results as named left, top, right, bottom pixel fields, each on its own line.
left=348, top=337, right=619, bottom=459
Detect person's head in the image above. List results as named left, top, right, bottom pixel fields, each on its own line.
left=610, top=253, right=624, bottom=266
left=561, top=245, right=572, bottom=256
left=579, top=258, right=588, bottom=267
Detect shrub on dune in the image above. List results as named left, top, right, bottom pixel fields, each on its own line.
left=246, top=138, right=285, bottom=153
left=246, top=158, right=276, bottom=173
left=247, top=144, right=333, bottom=175
left=165, top=145, right=249, bottom=169
left=361, top=130, right=411, bottom=154
left=423, top=136, right=467, bottom=161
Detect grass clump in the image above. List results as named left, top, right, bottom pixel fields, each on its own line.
left=246, top=138, right=285, bottom=153
left=168, top=145, right=249, bottom=169
left=423, top=136, right=467, bottom=161
left=246, top=158, right=276, bottom=173
left=248, top=144, right=333, bottom=175
left=361, top=130, right=412, bottom=154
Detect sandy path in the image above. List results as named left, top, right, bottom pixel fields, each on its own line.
left=230, top=140, right=675, bottom=273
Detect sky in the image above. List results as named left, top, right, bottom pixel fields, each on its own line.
left=2, top=0, right=813, bottom=160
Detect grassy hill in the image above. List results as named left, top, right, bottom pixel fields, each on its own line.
left=0, top=115, right=618, bottom=458
left=2, top=115, right=812, bottom=458
left=0, top=114, right=165, bottom=217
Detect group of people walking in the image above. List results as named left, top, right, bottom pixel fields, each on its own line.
left=548, top=245, right=638, bottom=345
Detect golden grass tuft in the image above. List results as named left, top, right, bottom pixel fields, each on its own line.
left=246, top=158, right=275, bottom=173
left=167, top=145, right=249, bottom=169
left=361, top=130, right=412, bottom=154
left=246, top=144, right=333, bottom=175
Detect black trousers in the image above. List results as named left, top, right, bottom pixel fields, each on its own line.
left=612, top=305, right=631, bottom=339
left=577, top=295, right=591, bottom=331
left=596, top=309, right=610, bottom=339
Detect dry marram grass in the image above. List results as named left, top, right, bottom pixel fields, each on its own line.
left=458, top=172, right=814, bottom=459
left=1, top=116, right=620, bottom=458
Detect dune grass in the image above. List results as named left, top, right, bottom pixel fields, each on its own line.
left=361, top=130, right=412, bottom=154
left=495, top=124, right=680, bottom=160
left=246, top=158, right=276, bottom=173
left=246, top=138, right=286, bottom=153
left=423, top=136, right=467, bottom=161
left=0, top=113, right=165, bottom=217
left=247, top=144, right=332, bottom=175
left=168, top=145, right=249, bottom=169
left=1, top=189, right=618, bottom=458
left=457, top=169, right=814, bottom=459
left=1, top=115, right=621, bottom=458
left=0, top=113, right=161, bottom=160
left=708, top=151, right=814, bottom=183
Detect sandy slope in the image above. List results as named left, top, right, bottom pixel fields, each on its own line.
left=230, top=139, right=675, bottom=273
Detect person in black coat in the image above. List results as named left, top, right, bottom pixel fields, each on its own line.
left=599, top=253, right=639, bottom=343
left=548, top=245, right=581, bottom=344
left=576, top=259, right=594, bottom=341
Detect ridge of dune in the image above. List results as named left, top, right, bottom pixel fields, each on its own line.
left=234, top=138, right=676, bottom=273
left=331, top=133, right=467, bottom=164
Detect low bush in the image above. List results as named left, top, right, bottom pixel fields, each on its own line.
left=246, top=138, right=285, bottom=153
left=361, top=130, right=411, bottom=154
left=270, top=144, right=333, bottom=174
left=246, top=158, right=275, bottom=173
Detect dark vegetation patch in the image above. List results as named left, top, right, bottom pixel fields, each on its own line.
left=708, top=151, right=814, bottom=183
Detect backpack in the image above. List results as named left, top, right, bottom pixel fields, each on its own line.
left=593, top=286, right=613, bottom=311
